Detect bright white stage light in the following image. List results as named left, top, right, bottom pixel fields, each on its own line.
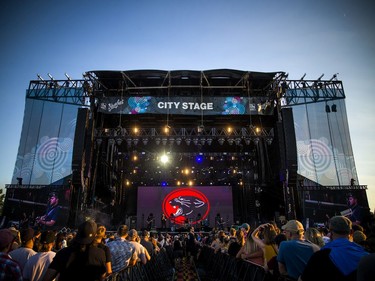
left=160, top=154, right=169, bottom=164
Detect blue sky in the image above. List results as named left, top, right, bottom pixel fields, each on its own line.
left=1, top=0, right=374, bottom=211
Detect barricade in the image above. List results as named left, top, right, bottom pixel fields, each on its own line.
left=105, top=247, right=175, bottom=281
left=196, top=246, right=267, bottom=281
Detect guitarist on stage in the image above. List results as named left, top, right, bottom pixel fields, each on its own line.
left=146, top=213, right=154, bottom=231
left=35, top=192, right=60, bottom=229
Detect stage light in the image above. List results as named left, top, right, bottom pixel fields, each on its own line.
left=331, top=104, right=337, bottom=112
left=227, top=126, right=233, bottom=134
left=185, top=138, right=191, bottom=145
left=325, top=105, right=331, bottom=113
left=169, top=138, right=175, bottom=145
left=155, top=138, right=161, bottom=145
left=253, top=137, right=259, bottom=146
left=255, top=127, right=261, bottom=135
left=177, top=181, right=181, bottom=186
left=227, top=138, right=234, bottom=145
left=161, top=181, right=168, bottom=186
left=218, top=138, right=225, bottom=145
left=164, top=125, right=171, bottom=134
left=160, top=154, right=169, bottom=164
left=200, top=138, right=206, bottom=145
left=126, top=138, right=132, bottom=147
left=133, top=138, right=139, bottom=146
left=162, top=138, right=168, bottom=146
left=133, top=127, right=139, bottom=134
left=195, top=155, right=203, bottom=163
left=142, top=138, right=148, bottom=145
left=245, top=138, right=251, bottom=145
left=193, top=138, right=199, bottom=146
left=176, top=138, right=182, bottom=145
left=235, top=138, right=242, bottom=146
left=206, top=138, right=213, bottom=145
left=188, top=180, right=193, bottom=186
left=197, top=125, right=204, bottom=133
left=266, top=137, right=273, bottom=145
left=116, top=138, right=122, bottom=146
left=96, top=138, right=102, bottom=146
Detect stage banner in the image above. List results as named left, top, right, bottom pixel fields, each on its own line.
left=98, top=96, right=274, bottom=115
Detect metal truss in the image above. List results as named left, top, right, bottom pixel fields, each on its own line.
left=27, top=79, right=89, bottom=106
left=94, top=125, right=274, bottom=147
left=298, top=185, right=367, bottom=191
left=282, top=79, right=345, bottom=106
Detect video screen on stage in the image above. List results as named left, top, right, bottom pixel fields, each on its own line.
left=137, top=186, right=233, bottom=230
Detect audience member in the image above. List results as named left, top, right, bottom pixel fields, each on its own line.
left=299, top=216, right=369, bottom=281
left=0, top=229, right=23, bottom=281
left=106, top=225, right=136, bottom=272
left=277, top=219, right=320, bottom=280
left=23, top=230, right=56, bottom=281
left=227, top=228, right=245, bottom=257
left=304, top=227, right=324, bottom=248
left=93, top=224, right=112, bottom=277
left=9, top=227, right=37, bottom=272
left=236, top=229, right=263, bottom=261
left=251, top=223, right=278, bottom=272
left=353, top=230, right=367, bottom=249
left=357, top=253, right=375, bottom=281
left=140, top=230, right=154, bottom=257
left=43, top=220, right=107, bottom=281
left=127, top=229, right=150, bottom=265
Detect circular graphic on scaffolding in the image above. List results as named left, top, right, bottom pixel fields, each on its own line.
left=36, top=137, right=68, bottom=171
left=299, top=139, right=332, bottom=174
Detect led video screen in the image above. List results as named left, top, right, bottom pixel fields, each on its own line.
left=137, top=186, right=233, bottom=230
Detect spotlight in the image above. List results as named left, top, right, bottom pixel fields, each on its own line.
left=160, top=154, right=169, bottom=164
left=176, top=138, right=182, bottom=145
left=197, top=125, right=204, bottom=133
left=162, top=138, right=168, bottom=145
left=331, top=104, right=337, bottom=112
left=206, top=138, right=213, bottom=145
left=325, top=105, right=331, bottom=113
left=253, top=137, right=259, bottom=145
left=195, top=155, right=203, bottom=163
left=185, top=138, right=191, bottom=145
left=116, top=138, right=123, bottom=146
left=218, top=138, right=225, bottom=145
left=193, top=138, right=199, bottom=146
left=142, top=138, right=149, bottom=145
left=126, top=138, right=132, bottom=147
left=227, top=138, right=234, bottom=145
left=155, top=138, right=161, bottom=145
left=133, top=138, right=139, bottom=146
left=235, top=138, right=242, bottom=146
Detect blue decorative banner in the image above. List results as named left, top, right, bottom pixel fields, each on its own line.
left=98, top=96, right=274, bottom=115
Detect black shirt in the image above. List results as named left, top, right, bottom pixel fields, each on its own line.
left=301, top=248, right=356, bottom=281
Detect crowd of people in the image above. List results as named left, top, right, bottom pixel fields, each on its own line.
left=1, top=210, right=375, bottom=281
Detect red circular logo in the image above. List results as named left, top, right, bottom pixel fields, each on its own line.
left=162, top=188, right=210, bottom=225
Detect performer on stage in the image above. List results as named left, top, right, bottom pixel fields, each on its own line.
left=347, top=193, right=363, bottom=226
left=36, top=192, right=60, bottom=229
left=215, top=213, right=225, bottom=230
left=161, top=213, right=167, bottom=230
left=146, top=213, right=154, bottom=231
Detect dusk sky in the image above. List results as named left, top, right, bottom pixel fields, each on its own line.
left=1, top=0, right=374, bottom=211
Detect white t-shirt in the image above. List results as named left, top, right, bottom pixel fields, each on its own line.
left=23, top=251, right=56, bottom=281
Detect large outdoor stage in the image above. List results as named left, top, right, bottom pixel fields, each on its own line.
left=2, top=69, right=369, bottom=229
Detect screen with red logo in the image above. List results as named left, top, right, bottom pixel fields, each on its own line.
left=137, top=186, right=233, bottom=230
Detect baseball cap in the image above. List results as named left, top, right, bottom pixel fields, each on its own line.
left=281, top=220, right=304, bottom=233
left=40, top=230, right=55, bottom=244
left=75, top=220, right=97, bottom=245
left=240, top=223, right=250, bottom=232
left=329, top=216, right=351, bottom=235
left=20, top=228, right=34, bottom=243
left=0, top=229, right=15, bottom=249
